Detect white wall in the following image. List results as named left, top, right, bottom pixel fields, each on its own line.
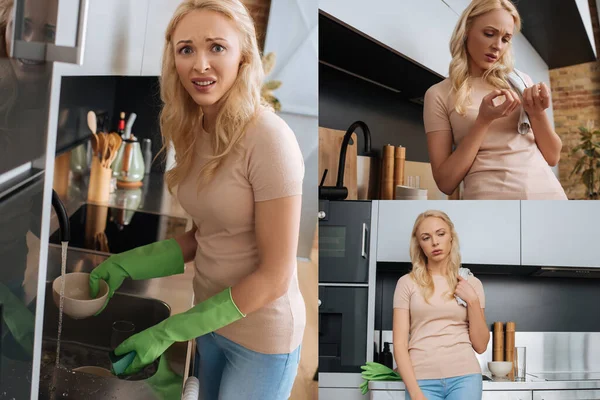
left=263, top=0, right=318, bottom=259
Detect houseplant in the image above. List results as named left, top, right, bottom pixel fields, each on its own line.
left=261, top=52, right=282, bottom=111
left=570, top=124, right=600, bottom=199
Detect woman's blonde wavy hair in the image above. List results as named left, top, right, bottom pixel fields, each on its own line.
left=159, top=0, right=267, bottom=193
left=409, top=210, right=462, bottom=304
left=449, top=0, right=521, bottom=115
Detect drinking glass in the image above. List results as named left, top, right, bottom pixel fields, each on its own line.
left=514, top=347, right=526, bottom=381
left=110, top=320, right=135, bottom=350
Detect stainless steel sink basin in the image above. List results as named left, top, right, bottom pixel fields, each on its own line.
left=40, top=280, right=170, bottom=383
left=38, top=247, right=177, bottom=399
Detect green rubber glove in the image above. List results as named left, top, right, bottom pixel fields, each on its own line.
left=89, top=238, right=185, bottom=315
left=359, top=362, right=402, bottom=395
left=146, top=354, right=183, bottom=400
left=113, top=287, right=245, bottom=375
left=0, top=282, right=35, bottom=358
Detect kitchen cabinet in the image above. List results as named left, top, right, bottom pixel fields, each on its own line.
left=521, top=201, right=600, bottom=268
left=483, top=391, right=533, bottom=400
left=141, top=0, right=182, bottom=76
left=370, top=390, right=406, bottom=399
left=320, top=387, right=367, bottom=400
left=319, top=0, right=458, bottom=77
left=56, top=0, right=150, bottom=76
left=533, top=390, right=600, bottom=399
left=376, top=201, right=521, bottom=265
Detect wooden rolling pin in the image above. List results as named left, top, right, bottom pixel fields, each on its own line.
left=381, top=145, right=395, bottom=200
left=505, top=322, right=516, bottom=380
left=493, top=322, right=504, bottom=361
left=394, top=146, right=405, bottom=188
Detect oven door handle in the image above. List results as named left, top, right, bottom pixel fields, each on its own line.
left=361, top=223, right=368, bottom=259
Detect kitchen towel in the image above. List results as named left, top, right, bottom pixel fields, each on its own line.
left=506, top=68, right=531, bottom=135
left=455, top=267, right=472, bottom=307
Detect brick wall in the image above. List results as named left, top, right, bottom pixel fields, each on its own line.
left=242, top=0, right=272, bottom=51
left=549, top=0, right=600, bottom=199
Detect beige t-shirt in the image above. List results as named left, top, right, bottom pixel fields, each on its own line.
left=423, top=76, right=567, bottom=200
left=177, top=109, right=306, bottom=354
left=393, top=273, right=485, bottom=379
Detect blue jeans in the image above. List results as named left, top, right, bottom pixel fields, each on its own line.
left=406, top=373, right=482, bottom=400
left=193, top=332, right=301, bottom=400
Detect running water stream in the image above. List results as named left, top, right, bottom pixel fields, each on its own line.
left=55, top=241, right=68, bottom=370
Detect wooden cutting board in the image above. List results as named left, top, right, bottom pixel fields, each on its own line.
left=318, top=127, right=357, bottom=200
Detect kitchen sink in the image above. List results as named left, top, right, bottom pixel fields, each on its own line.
left=39, top=248, right=173, bottom=399
left=41, top=281, right=171, bottom=378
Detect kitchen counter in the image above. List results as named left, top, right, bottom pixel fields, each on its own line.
left=40, top=171, right=196, bottom=399
left=369, top=374, right=600, bottom=391
left=54, top=172, right=189, bottom=221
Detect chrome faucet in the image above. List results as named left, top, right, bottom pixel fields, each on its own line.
left=51, top=189, right=70, bottom=242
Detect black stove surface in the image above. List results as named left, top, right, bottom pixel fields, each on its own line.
left=49, top=203, right=188, bottom=255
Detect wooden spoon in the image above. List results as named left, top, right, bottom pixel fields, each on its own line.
left=87, top=111, right=97, bottom=134
left=87, top=111, right=99, bottom=159
left=108, top=133, right=123, bottom=166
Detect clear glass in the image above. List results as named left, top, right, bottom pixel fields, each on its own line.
left=110, top=320, right=136, bottom=350
left=407, top=176, right=421, bottom=188
left=514, top=346, right=527, bottom=381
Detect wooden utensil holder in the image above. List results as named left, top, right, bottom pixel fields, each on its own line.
left=88, top=156, right=112, bottom=204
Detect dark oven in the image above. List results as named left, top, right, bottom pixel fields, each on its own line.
left=318, top=200, right=371, bottom=373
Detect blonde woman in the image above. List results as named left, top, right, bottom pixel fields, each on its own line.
left=393, top=210, right=489, bottom=400
left=89, top=1, right=305, bottom=398
left=423, top=0, right=567, bottom=200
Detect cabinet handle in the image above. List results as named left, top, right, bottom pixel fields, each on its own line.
left=47, top=0, right=90, bottom=64
left=11, top=0, right=89, bottom=65
left=361, top=223, right=368, bottom=259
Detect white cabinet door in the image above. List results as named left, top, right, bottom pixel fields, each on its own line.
left=483, top=391, right=532, bottom=400
left=319, top=0, right=458, bottom=77
left=376, top=201, right=521, bottom=265
left=56, top=0, right=149, bottom=76
left=371, top=390, right=406, bottom=399
left=141, top=0, right=182, bottom=76
left=320, top=387, right=367, bottom=400
left=521, top=201, right=600, bottom=267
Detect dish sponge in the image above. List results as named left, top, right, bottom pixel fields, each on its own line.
left=109, top=350, right=136, bottom=376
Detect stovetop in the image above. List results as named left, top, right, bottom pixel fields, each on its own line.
left=530, top=372, right=600, bottom=381
left=49, top=203, right=188, bottom=255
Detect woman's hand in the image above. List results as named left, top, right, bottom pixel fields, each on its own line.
left=523, top=82, right=550, bottom=118
left=411, top=391, right=429, bottom=400
left=477, top=89, right=521, bottom=125
left=455, top=276, right=479, bottom=305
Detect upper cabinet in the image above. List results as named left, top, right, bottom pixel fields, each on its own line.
left=319, top=0, right=457, bottom=78
left=141, top=0, right=182, bottom=76
left=55, top=0, right=176, bottom=77
left=521, top=201, right=600, bottom=268
left=376, top=201, right=521, bottom=266
left=55, top=0, right=150, bottom=76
